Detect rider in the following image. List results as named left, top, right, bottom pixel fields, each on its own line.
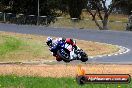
left=64, top=38, right=78, bottom=59
left=46, top=37, right=78, bottom=59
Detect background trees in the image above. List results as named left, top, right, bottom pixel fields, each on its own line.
left=68, top=0, right=86, bottom=19
left=0, top=0, right=132, bottom=29
left=86, top=0, right=126, bottom=30
left=114, top=0, right=132, bottom=14
left=1, top=0, right=132, bottom=16
left=0, top=0, right=85, bottom=18
left=0, top=0, right=58, bottom=16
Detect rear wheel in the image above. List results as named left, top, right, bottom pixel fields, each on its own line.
left=56, top=55, right=62, bottom=61
left=57, top=49, right=70, bottom=63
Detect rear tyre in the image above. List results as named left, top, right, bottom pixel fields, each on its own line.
left=63, top=59, right=70, bottom=63
left=57, top=49, right=70, bottom=63
left=56, top=56, right=62, bottom=61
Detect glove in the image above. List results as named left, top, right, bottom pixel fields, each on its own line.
left=73, top=45, right=77, bottom=50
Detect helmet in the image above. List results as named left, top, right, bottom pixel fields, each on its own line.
left=46, top=37, right=52, bottom=46
left=47, top=37, right=52, bottom=41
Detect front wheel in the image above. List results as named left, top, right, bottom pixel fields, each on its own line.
left=81, top=57, right=88, bottom=62
left=80, top=52, right=88, bottom=62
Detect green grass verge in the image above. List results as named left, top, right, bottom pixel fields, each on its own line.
left=0, top=75, right=131, bottom=88
left=0, top=36, right=23, bottom=55
left=0, top=35, right=49, bottom=62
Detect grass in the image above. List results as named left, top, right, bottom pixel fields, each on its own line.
left=50, top=18, right=126, bottom=31
left=0, top=75, right=131, bottom=88
left=0, top=31, right=119, bottom=62
left=50, top=12, right=128, bottom=31
left=0, top=36, right=23, bottom=55
left=0, top=34, right=49, bottom=62
left=1, top=64, right=132, bottom=78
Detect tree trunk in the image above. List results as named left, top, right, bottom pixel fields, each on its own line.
left=94, top=19, right=103, bottom=30
left=102, top=19, right=108, bottom=30
left=102, top=14, right=109, bottom=30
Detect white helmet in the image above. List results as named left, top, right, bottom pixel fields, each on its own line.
left=46, top=37, right=53, bottom=46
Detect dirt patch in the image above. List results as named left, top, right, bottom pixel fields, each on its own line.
left=0, top=64, right=132, bottom=78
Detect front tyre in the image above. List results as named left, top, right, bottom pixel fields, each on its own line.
left=80, top=52, right=88, bottom=62
left=81, top=57, right=88, bottom=62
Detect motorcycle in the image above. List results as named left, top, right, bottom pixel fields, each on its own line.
left=47, top=40, right=88, bottom=63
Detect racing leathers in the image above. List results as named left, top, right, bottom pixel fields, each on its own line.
left=65, top=38, right=78, bottom=59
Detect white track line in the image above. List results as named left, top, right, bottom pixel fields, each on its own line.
left=89, top=43, right=130, bottom=59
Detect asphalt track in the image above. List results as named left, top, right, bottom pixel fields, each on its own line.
left=0, top=23, right=132, bottom=64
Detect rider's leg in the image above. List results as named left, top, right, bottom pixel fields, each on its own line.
left=70, top=51, right=74, bottom=59
left=70, top=49, right=77, bottom=59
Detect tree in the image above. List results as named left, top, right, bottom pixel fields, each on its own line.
left=115, top=0, right=132, bottom=14
left=86, top=0, right=123, bottom=30
left=0, top=0, right=14, bottom=12
left=68, top=0, right=85, bottom=19
left=127, top=0, right=132, bottom=14
left=0, top=0, right=60, bottom=24
left=0, top=0, right=60, bottom=15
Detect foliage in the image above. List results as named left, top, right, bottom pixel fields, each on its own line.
left=86, top=0, right=124, bottom=30
left=68, top=0, right=86, bottom=19
left=0, top=0, right=60, bottom=24
left=114, top=0, right=132, bottom=14
left=0, top=0, right=132, bottom=27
